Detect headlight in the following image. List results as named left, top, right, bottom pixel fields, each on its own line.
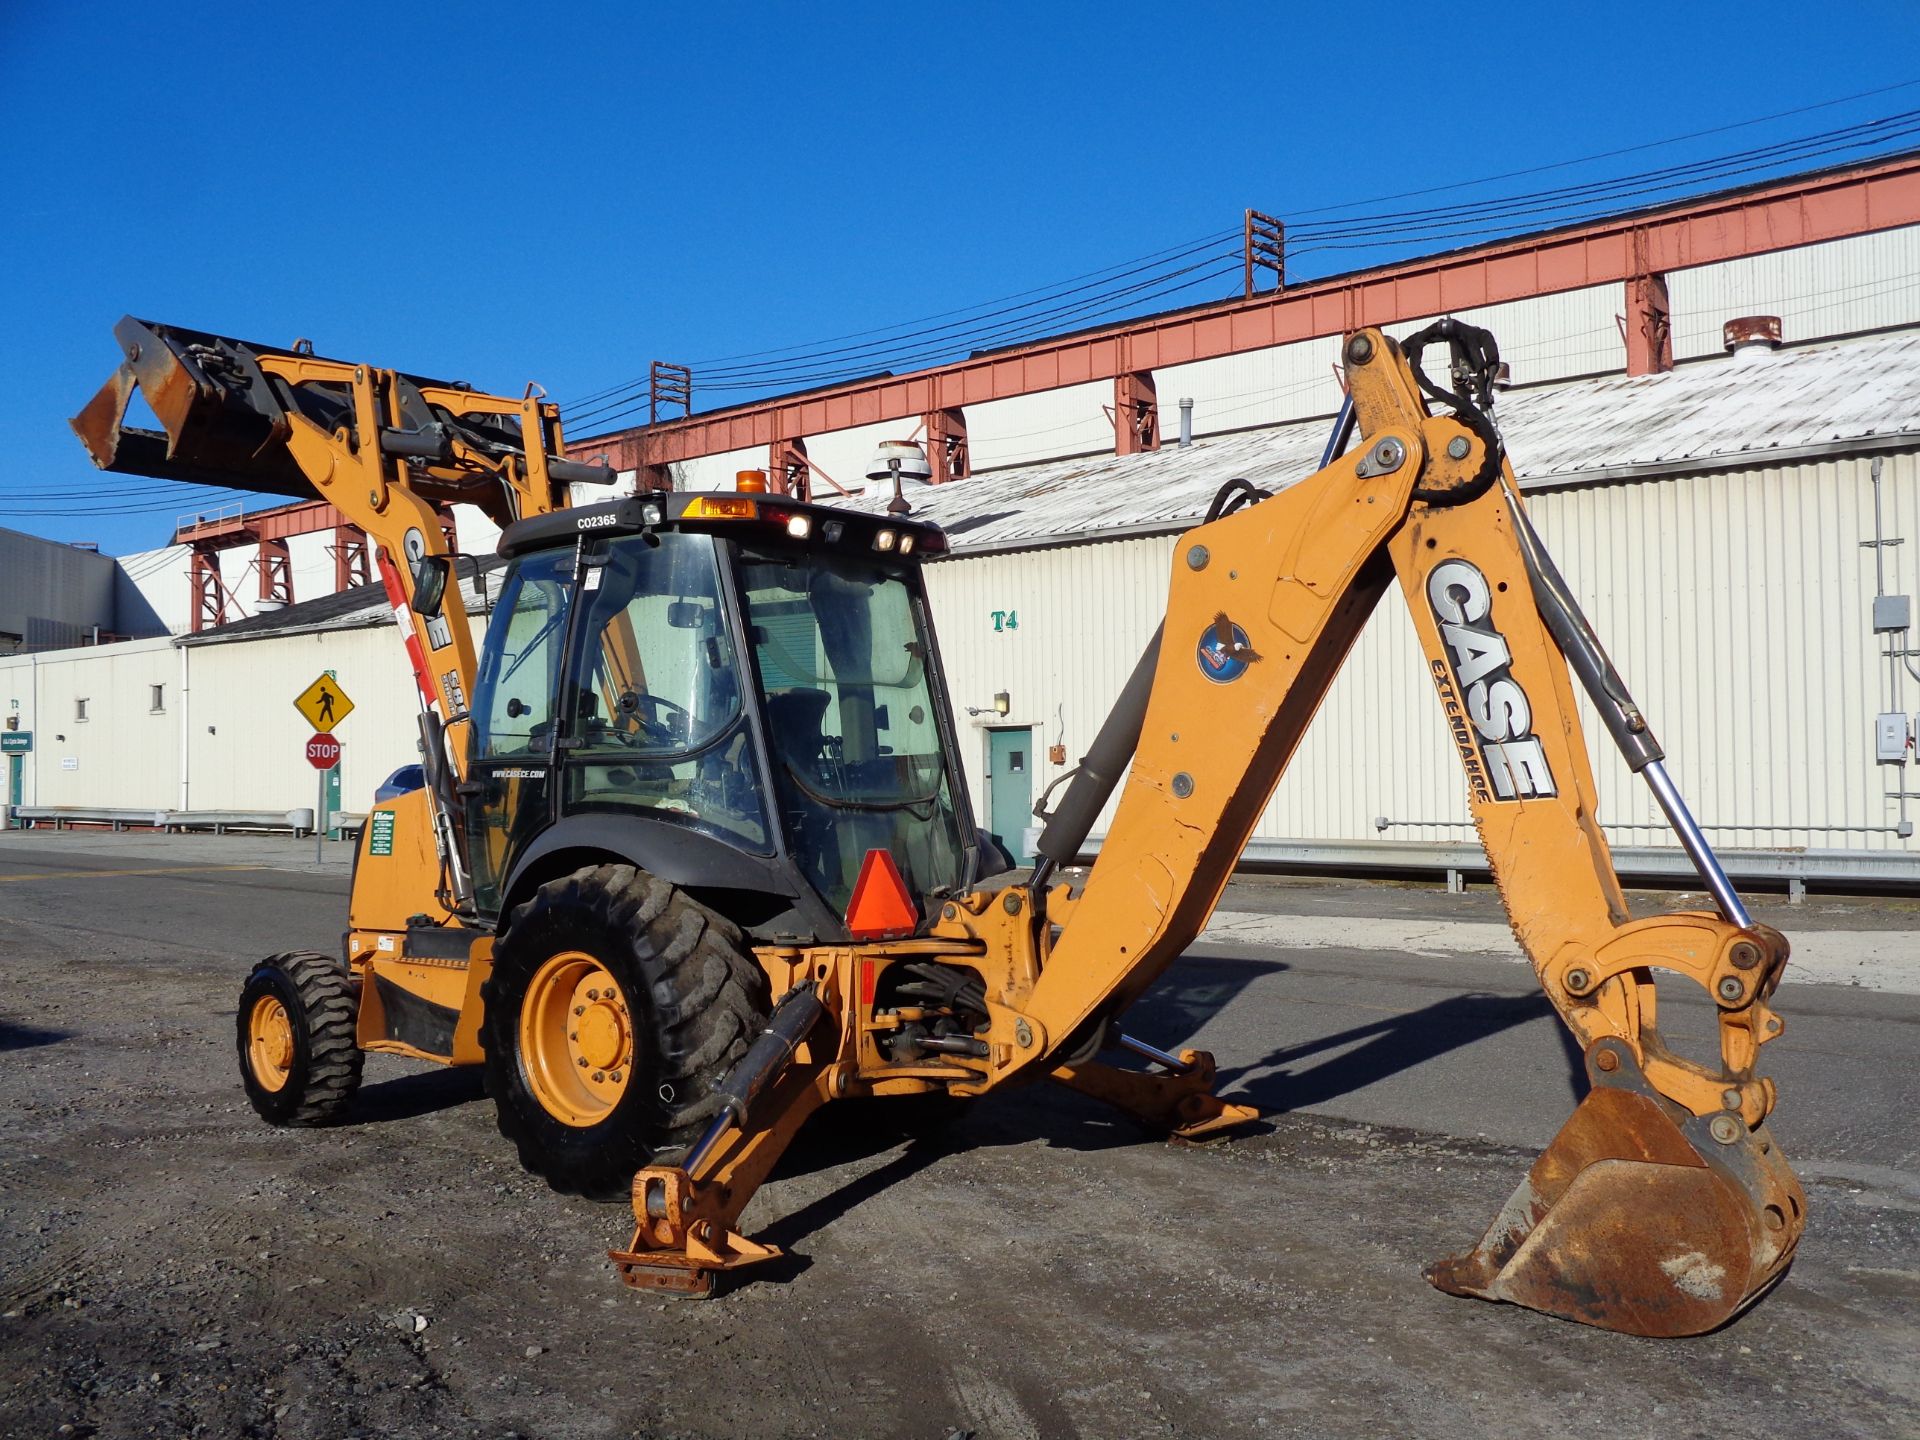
left=874, top=530, right=898, bottom=552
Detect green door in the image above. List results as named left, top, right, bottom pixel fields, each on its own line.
left=987, top=727, right=1034, bottom=863
left=6, top=754, right=19, bottom=822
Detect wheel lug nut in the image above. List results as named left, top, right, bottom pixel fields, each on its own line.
left=577, top=1058, right=588, bottom=1068
left=574, top=1005, right=584, bottom=1016
left=593, top=1071, right=606, bottom=1083
left=609, top=1071, right=621, bottom=1082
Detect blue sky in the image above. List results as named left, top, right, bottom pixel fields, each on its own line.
left=3, top=2, right=1917, bottom=553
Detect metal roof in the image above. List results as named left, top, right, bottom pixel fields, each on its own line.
left=175, top=559, right=502, bottom=647
left=843, top=327, right=1920, bottom=555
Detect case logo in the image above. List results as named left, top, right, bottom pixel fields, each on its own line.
left=1196, top=620, right=1254, bottom=684
left=1426, top=559, right=1557, bottom=803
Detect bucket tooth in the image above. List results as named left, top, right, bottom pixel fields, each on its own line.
left=1427, top=1049, right=1805, bottom=1337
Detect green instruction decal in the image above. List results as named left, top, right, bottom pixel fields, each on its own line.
left=369, top=811, right=396, bottom=857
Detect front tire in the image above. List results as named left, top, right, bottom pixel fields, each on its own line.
left=237, top=952, right=363, bottom=1125
left=481, top=864, right=770, bottom=1199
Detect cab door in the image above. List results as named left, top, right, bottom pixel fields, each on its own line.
left=464, top=548, right=574, bottom=916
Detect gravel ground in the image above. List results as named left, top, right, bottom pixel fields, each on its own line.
left=1, top=837, right=1916, bottom=1439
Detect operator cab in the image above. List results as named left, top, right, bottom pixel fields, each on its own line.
left=467, top=488, right=980, bottom=943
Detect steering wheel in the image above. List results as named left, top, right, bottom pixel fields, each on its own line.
left=616, top=689, right=691, bottom=744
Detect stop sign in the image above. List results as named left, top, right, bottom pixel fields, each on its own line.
left=305, top=732, right=342, bottom=770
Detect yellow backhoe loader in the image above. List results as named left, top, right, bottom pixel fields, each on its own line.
left=74, top=315, right=1804, bottom=1336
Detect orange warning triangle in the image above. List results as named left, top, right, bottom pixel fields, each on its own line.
left=846, top=849, right=919, bottom=940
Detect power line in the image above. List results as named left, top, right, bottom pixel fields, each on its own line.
left=1284, top=77, right=1920, bottom=219
left=561, top=236, right=1242, bottom=425
left=573, top=260, right=1245, bottom=430
left=559, top=87, right=1920, bottom=430
left=555, top=226, right=1240, bottom=410
left=1289, top=111, right=1920, bottom=246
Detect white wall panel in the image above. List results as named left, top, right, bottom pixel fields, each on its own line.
left=963, top=382, right=1116, bottom=471
left=119, top=545, right=192, bottom=634
left=803, top=419, right=920, bottom=502
left=1153, top=285, right=1626, bottom=447
left=670, top=445, right=767, bottom=494
left=921, top=538, right=1175, bottom=832
left=925, top=452, right=1920, bottom=856
left=1671, top=226, right=1920, bottom=361
left=179, top=618, right=486, bottom=814
left=0, top=638, right=178, bottom=808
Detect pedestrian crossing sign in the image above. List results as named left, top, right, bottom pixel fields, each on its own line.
left=293, top=672, right=355, bottom=732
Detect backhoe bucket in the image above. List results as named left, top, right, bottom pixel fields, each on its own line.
left=1426, top=1041, right=1804, bottom=1337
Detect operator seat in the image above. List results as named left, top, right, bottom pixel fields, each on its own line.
left=765, top=688, right=832, bottom=771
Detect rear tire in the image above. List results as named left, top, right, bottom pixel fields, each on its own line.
left=481, top=863, right=770, bottom=1200
left=237, top=952, right=363, bottom=1126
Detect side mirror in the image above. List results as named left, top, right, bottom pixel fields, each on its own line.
left=667, top=601, right=704, bottom=629
left=410, top=554, right=451, bottom=619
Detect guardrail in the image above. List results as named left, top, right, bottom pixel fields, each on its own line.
left=7, top=806, right=326, bottom=836
left=1032, top=831, right=1920, bottom=902
left=167, top=809, right=318, bottom=836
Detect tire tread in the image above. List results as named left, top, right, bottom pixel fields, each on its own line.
left=483, top=864, right=769, bottom=1197
left=239, top=950, right=363, bottom=1126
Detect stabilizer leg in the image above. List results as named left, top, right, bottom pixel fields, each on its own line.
left=612, top=981, right=829, bottom=1297
left=1049, top=1037, right=1259, bottom=1142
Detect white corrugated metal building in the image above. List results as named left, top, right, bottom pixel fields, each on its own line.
left=10, top=323, right=1920, bottom=890
left=896, top=328, right=1920, bottom=868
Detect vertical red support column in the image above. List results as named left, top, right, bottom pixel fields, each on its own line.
left=1114, top=372, right=1159, bottom=456
left=1624, top=271, right=1673, bottom=375
left=925, top=407, right=969, bottom=485
left=258, top=538, right=293, bottom=605
left=190, top=550, right=225, bottom=633
left=333, top=524, right=370, bottom=591
left=436, top=507, right=459, bottom=554
left=768, top=438, right=812, bottom=499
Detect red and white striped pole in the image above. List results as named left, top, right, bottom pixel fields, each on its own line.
left=376, top=549, right=441, bottom=717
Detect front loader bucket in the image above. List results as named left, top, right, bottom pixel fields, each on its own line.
left=1427, top=1041, right=1805, bottom=1337
left=73, top=317, right=340, bottom=498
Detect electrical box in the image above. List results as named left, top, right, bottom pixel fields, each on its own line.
left=1876, top=712, right=1909, bottom=764
left=1874, top=594, right=1911, bottom=634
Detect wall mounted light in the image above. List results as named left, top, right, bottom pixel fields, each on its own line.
left=966, top=691, right=1012, bottom=718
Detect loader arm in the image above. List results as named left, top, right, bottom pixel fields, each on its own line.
left=991, top=323, right=1804, bottom=1334
left=71, top=317, right=611, bottom=907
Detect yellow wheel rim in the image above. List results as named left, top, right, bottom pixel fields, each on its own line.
left=248, top=995, right=295, bottom=1093
left=518, top=950, right=634, bottom=1127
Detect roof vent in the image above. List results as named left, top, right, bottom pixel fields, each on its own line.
left=865, top=440, right=933, bottom=515
left=1723, top=315, right=1782, bottom=359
